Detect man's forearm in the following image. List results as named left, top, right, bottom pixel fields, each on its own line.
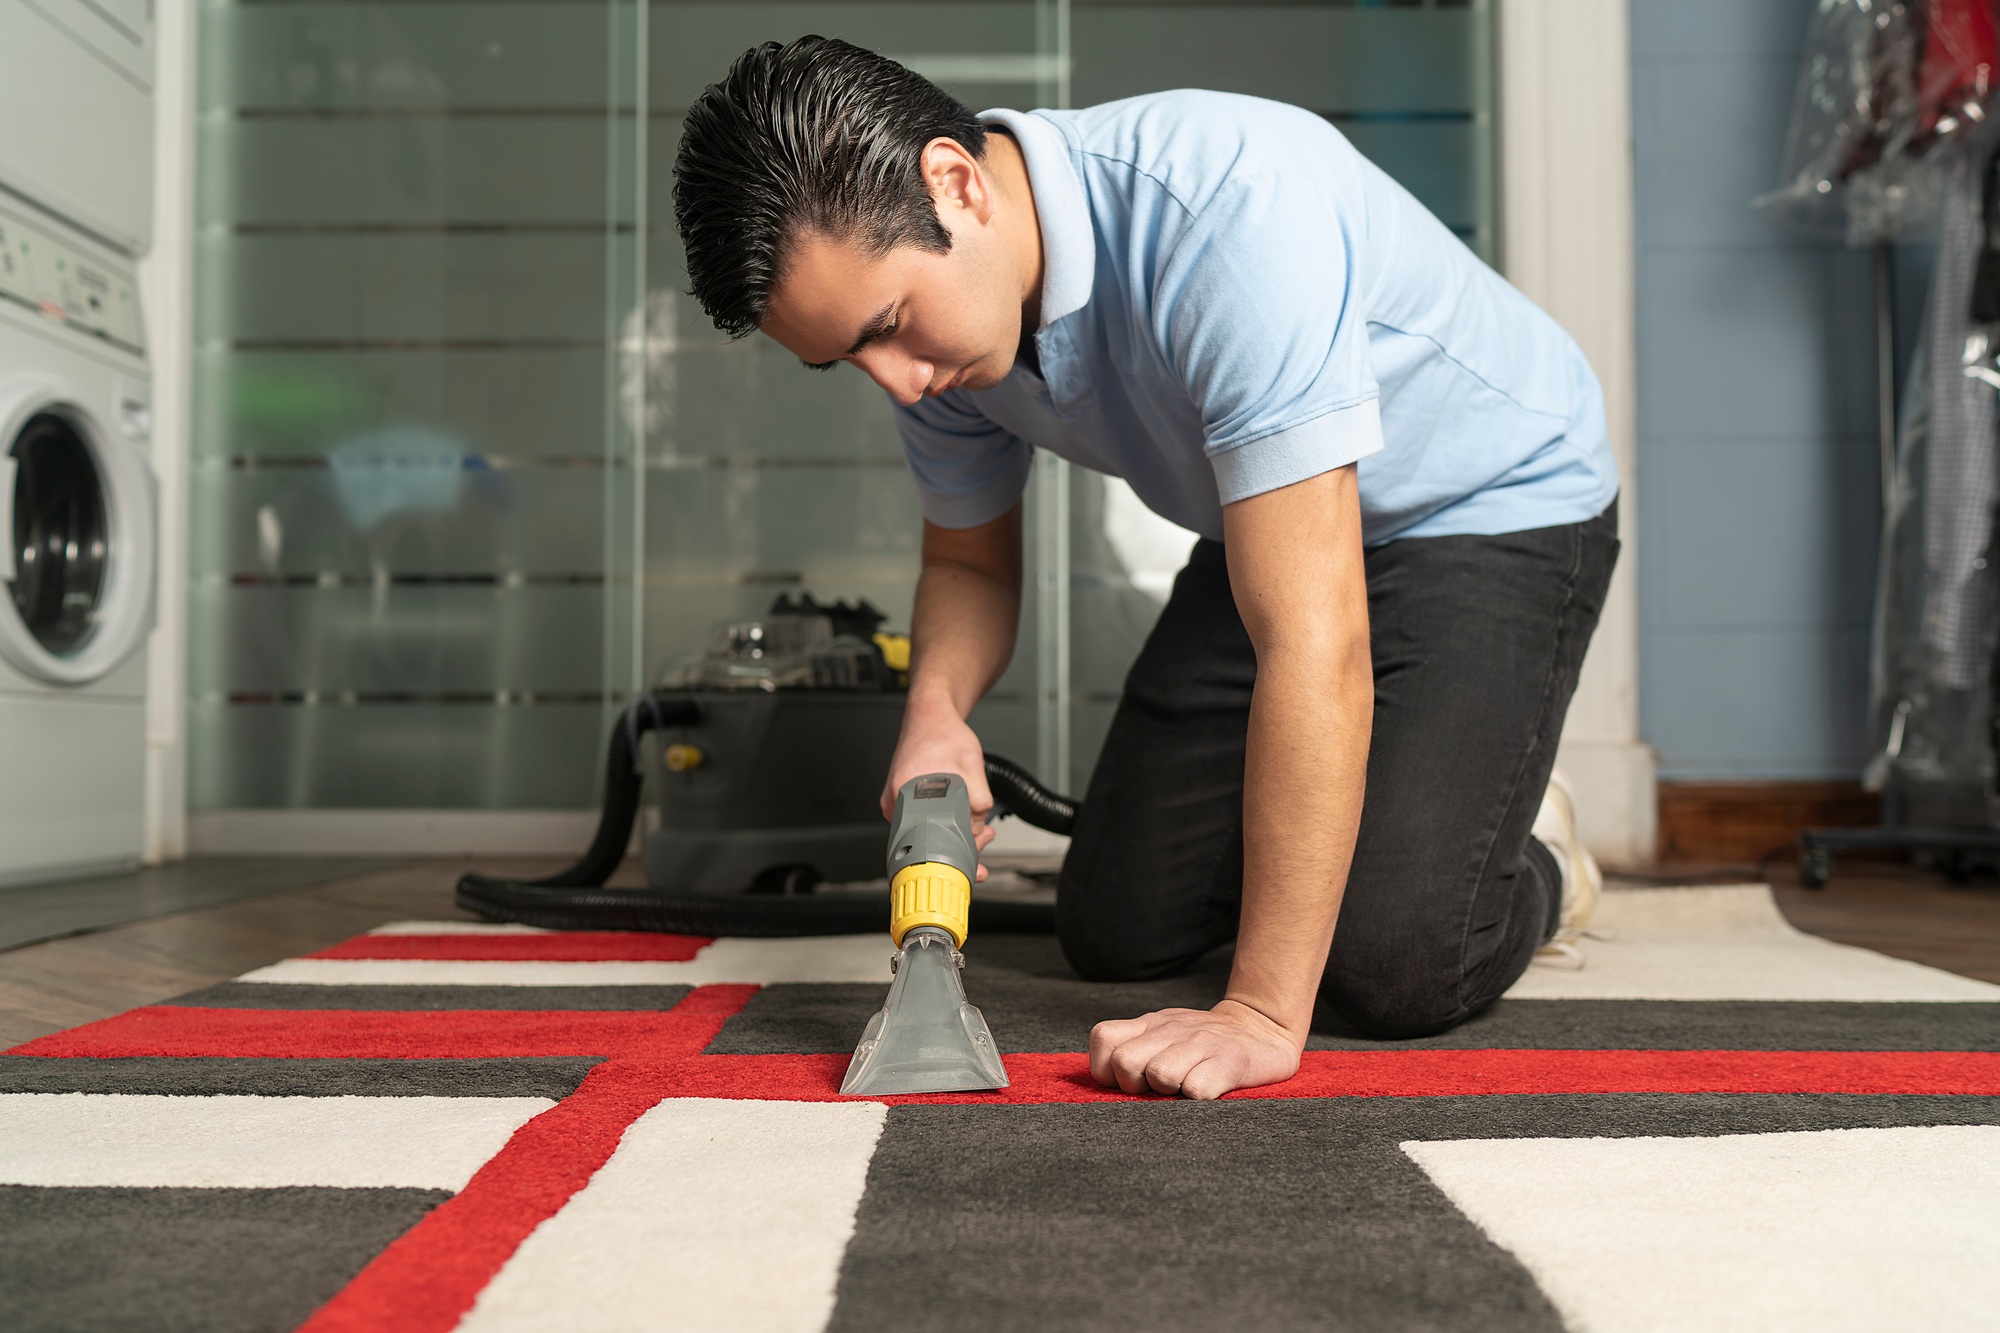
left=905, top=513, right=1023, bottom=722
left=906, top=558, right=1019, bottom=725
left=1223, top=637, right=1372, bottom=1041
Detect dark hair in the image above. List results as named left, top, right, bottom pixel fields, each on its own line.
left=673, top=36, right=988, bottom=338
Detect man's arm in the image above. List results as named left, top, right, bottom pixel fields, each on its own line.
left=880, top=505, right=1025, bottom=865
left=1089, top=465, right=1371, bottom=1098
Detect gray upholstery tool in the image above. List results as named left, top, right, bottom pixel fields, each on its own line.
left=840, top=773, right=1009, bottom=1095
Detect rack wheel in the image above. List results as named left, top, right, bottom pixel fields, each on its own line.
left=1799, top=844, right=1833, bottom=889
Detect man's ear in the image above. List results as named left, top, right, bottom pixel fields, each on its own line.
left=920, top=137, right=993, bottom=223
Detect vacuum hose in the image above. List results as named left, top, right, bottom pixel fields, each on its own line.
left=454, top=691, right=1076, bottom=936
left=983, top=750, right=1076, bottom=836
left=533, top=694, right=701, bottom=888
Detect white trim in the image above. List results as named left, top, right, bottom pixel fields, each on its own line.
left=1499, top=0, right=1654, bottom=864
left=189, top=808, right=613, bottom=857
left=1552, top=737, right=1655, bottom=870
left=139, top=0, right=190, bottom=864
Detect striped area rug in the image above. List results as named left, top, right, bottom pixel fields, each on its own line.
left=3, top=885, right=1997, bottom=1332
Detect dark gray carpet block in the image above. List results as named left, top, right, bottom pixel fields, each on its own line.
left=828, top=1094, right=2000, bottom=1333
left=711, top=929, right=2000, bottom=1055
left=1305, top=999, right=2000, bottom=1052
left=168, top=983, right=695, bottom=1012
left=0, top=1056, right=601, bottom=1098
left=0, top=1185, right=446, bottom=1333
left=711, top=933, right=1234, bottom=1053
left=717, top=934, right=2000, bottom=1056
left=832, top=1101, right=1566, bottom=1333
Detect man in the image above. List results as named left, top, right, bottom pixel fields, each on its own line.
left=672, top=37, right=1619, bottom=1100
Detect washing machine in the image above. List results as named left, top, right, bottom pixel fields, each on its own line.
left=0, top=0, right=154, bottom=252
left=0, top=195, right=155, bottom=886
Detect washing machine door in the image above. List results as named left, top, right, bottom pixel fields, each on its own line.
left=0, top=377, right=155, bottom=685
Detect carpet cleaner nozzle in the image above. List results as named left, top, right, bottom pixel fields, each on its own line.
left=840, top=773, right=1010, bottom=1096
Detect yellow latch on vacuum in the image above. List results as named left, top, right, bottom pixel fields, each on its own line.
left=663, top=743, right=704, bottom=773
left=872, top=631, right=911, bottom=673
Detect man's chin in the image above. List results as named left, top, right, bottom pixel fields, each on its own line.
left=958, top=361, right=1007, bottom=393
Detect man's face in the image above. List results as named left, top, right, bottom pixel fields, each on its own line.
left=760, top=149, right=1026, bottom=405
left=762, top=229, right=1022, bottom=406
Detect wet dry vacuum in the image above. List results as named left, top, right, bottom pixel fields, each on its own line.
left=454, top=595, right=1077, bottom=1092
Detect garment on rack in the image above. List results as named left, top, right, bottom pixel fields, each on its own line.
left=1762, top=0, right=1998, bottom=244
left=1868, top=147, right=2000, bottom=807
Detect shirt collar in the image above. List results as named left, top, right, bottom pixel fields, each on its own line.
left=979, top=109, right=1094, bottom=329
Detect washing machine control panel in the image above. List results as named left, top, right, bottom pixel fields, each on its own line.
left=0, top=201, right=144, bottom=354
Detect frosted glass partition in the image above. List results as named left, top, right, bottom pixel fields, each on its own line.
left=636, top=1, right=1066, bottom=789
left=189, top=0, right=1492, bottom=812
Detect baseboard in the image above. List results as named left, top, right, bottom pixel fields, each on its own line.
left=189, top=810, right=608, bottom=858
left=1656, top=781, right=1882, bottom=864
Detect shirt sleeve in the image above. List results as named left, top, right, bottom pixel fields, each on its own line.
left=894, top=392, right=1034, bottom=529
left=1154, top=170, right=1384, bottom=506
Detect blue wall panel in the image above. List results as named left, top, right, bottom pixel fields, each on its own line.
left=1632, top=0, right=1887, bottom=778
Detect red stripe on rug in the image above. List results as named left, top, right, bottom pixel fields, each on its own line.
left=308, top=932, right=713, bottom=962
left=297, top=1050, right=748, bottom=1331
left=4, top=986, right=758, bottom=1060
left=618, top=1048, right=2000, bottom=1102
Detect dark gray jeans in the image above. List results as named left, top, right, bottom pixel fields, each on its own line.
left=1056, top=504, right=1620, bottom=1038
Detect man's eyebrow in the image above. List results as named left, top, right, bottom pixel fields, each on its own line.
left=801, top=302, right=896, bottom=371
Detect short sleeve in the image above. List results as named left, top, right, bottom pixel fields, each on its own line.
left=894, top=392, right=1034, bottom=529
left=1155, top=171, right=1384, bottom=505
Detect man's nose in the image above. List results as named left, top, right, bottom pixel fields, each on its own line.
left=854, top=349, right=933, bottom=406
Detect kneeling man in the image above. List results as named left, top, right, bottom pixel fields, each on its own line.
left=671, top=37, right=1620, bottom=1099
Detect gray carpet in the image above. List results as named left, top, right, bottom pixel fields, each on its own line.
left=828, top=1093, right=2000, bottom=1333
left=0, top=1186, right=448, bottom=1333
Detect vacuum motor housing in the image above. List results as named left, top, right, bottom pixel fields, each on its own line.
left=644, top=689, right=903, bottom=894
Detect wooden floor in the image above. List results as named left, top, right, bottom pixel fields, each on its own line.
left=1, top=857, right=1997, bottom=1049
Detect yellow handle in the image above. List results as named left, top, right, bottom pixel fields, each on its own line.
left=889, top=861, right=971, bottom=947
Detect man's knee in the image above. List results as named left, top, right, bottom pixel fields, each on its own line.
left=1320, top=984, right=1470, bottom=1040
left=1318, top=949, right=1474, bottom=1039
left=1055, top=896, right=1220, bottom=983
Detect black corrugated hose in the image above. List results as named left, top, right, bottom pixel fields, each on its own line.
left=454, top=691, right=1076, bottom=935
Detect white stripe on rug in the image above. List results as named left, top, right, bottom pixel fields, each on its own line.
left=1404, top=1125, right=2000, bottom=1333
left=458, top=1098, right=887, bottom=1333
left=0, top=1093, right=551, bottom=1189
left=1504, top=886, right=2000, bottom=1001
left=233, top=936, right=896, bottom=987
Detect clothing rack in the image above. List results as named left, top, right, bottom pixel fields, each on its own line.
left=1796, top=242, right=2000, bottom=886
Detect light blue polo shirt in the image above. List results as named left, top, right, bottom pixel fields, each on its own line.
left=894, top=91, right=1617, bottom=546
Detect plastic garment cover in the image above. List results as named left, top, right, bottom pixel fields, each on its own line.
left=1762, top=0, right=1999, bottom=244
left=1868, top=150, right=2000, bottom=810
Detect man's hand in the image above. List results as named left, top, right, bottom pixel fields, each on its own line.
left=880, top=696, right=994, bottom=877
left=1088, top=1000, right=1303, bottom=1100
